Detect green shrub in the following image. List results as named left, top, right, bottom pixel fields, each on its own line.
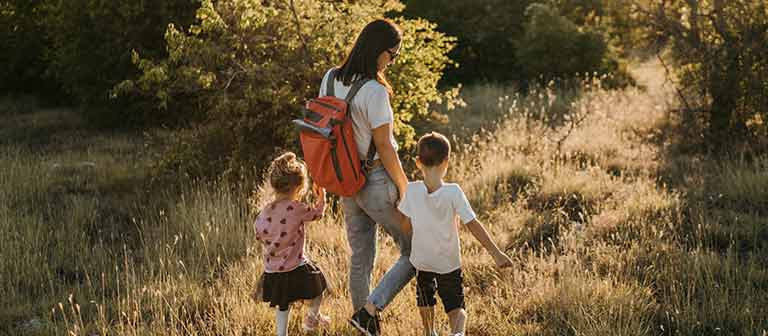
left=402, top=0, right=635, bottom=86
left=401, top=0, right=532, bottom=84
left=116, top=0, right=457, bottom=179
left=551, top=0, right=642, bottom=57
left=0, top=0, right=64, bottom=101
left=638, top=0, right=768, bottom=146
left=516, top=3, right=633, bottom=87
left=42, top=0, right=197, bottom=127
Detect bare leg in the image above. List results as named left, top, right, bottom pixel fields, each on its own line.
left=308, top=293, right=323, bottom=317
left=303, top=294, right=331, bottom=331
left=276, top=306, right=290, bottom=336
left=419, top=306, right=436, bottom=336
left=447, top=308, right=466, bottom=335
left=363, top=302, right=377, bottom=315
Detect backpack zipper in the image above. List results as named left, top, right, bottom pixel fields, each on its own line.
left=312, top=99, right=342, bottom=112
left=330, top=144, right=343, bottom=182
left=339, top=129, right=360, bottom=181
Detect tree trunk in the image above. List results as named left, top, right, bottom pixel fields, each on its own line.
left=708, top=49, right=740, bottom=147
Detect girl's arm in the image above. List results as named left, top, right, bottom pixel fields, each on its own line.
left=372, top=123, right=408, bottom=200
left=301, top=185, right=326, bottom=222
left=466, top=219, right=512, bottom=268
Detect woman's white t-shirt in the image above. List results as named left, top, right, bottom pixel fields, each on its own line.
left=319, top=68, right=398, bottom=160
left=397, top=181, right=477, bottom=274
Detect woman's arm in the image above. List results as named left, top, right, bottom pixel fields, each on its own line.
left=399, top=212, right=412, bottom=238
left=371, top=123, right=408, bottom=199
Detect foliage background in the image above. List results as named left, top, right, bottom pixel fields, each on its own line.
left=636, top=0, right=768, bottom=148
left=1, top=0, right=199, bottom=124
left=113, top=0, right=457, bottom=179
left=2, top=0, right=768, bottom=335
left=400, top=0, right=635, bottom=87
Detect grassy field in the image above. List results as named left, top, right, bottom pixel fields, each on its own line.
left=1, top=61, right=767, bottom=335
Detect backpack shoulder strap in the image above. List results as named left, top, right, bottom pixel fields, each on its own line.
left=345, top=77, right=372, bottom=103
left=341, top=75, right=378, bottom=163
left=365, top=137, right=377, bottom=163
left=325, top=68, right=337, bottom=97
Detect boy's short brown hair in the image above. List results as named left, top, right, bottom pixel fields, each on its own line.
left=417, top=132, right=451, bottom=167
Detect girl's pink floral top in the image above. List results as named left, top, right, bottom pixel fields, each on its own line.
left=254, top=198, right=325, bottom=273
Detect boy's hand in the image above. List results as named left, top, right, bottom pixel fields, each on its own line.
left=466, top=218, right=514, bottom=269
left=493, top=252, right=513, bottom=269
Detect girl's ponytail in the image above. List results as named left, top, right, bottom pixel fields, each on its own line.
left=267, top=152, right=306, bottom=194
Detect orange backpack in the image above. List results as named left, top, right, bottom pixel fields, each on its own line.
left=293, top=69, right=376, bottom=197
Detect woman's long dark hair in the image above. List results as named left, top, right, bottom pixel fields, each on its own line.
left=338, top=19, right=402, bottom=94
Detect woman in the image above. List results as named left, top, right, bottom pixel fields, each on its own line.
left=318, top=19, right=413, bottom=336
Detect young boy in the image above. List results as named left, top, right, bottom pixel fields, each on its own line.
left=399, top=132, right=513, bottom=336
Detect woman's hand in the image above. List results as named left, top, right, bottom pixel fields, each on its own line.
left=372, top=123, right=408, bottom=201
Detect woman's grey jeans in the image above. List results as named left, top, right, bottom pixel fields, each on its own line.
left=341, top=166, right=416, bottom=311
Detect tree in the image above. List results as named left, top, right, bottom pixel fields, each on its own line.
left=41, top=0, right=198, bottom=126
left=0, top=0, right=63, bottom=100
left=401, top=0, right=634, bottom=87
left=516, top=4, right=607, bottom=81
left=401, top=0, right=532, bottom=84
left=636, top=0, right=768, bottom=146
left=551, top=0, right=643, bottom=57
left=115, top=0, right=457, bottom=179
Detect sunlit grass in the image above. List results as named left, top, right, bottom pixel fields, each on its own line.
left=2, top=61, right=767, bottom=335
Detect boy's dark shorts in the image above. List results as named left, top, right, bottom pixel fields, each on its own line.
left=415, top=268, right=465, bottom=313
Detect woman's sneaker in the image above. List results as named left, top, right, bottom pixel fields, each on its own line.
left=349, top=308, right=380, bottom=336
left=303, top=313, right=331, bottom=331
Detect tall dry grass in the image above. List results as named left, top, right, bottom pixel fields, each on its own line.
left=2, top=61, right=767, bottom=335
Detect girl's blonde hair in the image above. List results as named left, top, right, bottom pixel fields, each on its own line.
left=266, top=152, right=306, bottom=194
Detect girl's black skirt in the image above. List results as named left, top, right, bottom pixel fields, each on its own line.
left=261, top=261, right=328, bottom=310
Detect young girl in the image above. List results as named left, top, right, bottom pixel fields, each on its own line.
left=254, top=152, right=330, bottom=335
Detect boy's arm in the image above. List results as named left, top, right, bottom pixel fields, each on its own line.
left=465, top=218, right=512, bottom=268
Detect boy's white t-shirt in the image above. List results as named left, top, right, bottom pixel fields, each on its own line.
left=319, top=68, right=398, bottom=160
left=398, top=181, right=477, bottom=274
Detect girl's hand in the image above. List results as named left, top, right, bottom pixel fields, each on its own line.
left=493, top=252, right=513, bottom=269
left=312, top=183, right=325, bottom=199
